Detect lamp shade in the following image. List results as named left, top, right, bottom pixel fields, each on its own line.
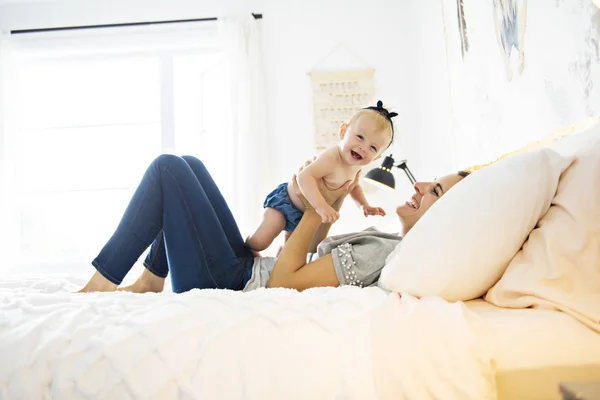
left=364, top=155, right=397, bottom=191
left=364, top=168, right=395, bottom=191
left=364, top=155, right=417, bottom=191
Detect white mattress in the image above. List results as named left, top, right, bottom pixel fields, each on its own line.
left=466, top=300, right=600, bottom=400
left=0, top=275, right=495, bottom=400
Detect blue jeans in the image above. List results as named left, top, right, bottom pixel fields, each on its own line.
left=92, top=154, right=254, bottom=293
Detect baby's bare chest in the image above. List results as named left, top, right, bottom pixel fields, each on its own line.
left=322, top=166, right=361, bottom=189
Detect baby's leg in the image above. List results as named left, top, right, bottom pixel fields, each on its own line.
left=246, top=208, right=286, bottom=251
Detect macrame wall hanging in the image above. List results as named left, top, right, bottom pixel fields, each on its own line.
left=308, top=43, right=375, bottom=151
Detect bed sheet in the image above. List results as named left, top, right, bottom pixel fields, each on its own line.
left=0, top=276, right=495, bottom=400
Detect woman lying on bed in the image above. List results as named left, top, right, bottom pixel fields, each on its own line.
left=79, top=154, right=470, bottom=293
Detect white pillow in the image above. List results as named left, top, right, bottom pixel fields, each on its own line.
left=378, top=148, right=574, bottom=301
left=486, top=140, right=600, bottom=332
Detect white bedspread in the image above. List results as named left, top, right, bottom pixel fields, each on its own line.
left=0, top=276, right=496, bottom=400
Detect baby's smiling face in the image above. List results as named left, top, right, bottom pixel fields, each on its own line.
left=339, top=114, right=393, bottom=167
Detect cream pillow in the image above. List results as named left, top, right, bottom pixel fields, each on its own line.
left=378, top=148, right=574, bottom=302
left=486, top=138, right=600, bottom=332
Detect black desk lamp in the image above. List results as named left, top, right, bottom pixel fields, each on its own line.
left=364, top=155, right=416, bottom=191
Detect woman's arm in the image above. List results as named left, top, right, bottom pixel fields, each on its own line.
left=268, top=172, right=359, bottom=291
left=268, top=209, right=339, bottom=290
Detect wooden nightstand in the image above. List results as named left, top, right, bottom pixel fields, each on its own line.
left=560, top=381, right=600, bottom=400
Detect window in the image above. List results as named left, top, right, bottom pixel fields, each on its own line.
left=8, top=24, right=226, bottom=274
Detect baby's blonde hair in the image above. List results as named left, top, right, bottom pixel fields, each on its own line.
left=347, top=109, right=394, bottom=148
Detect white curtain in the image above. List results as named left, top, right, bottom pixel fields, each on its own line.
left=218, top=15, right=268, bottom=237
left=0, top=33, right=18, bottom=272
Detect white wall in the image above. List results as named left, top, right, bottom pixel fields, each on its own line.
left=0, top=0, right=419, bottom=238
left=259, top=0, right=418, bottom=235
left=1, top=0, right=598, bottom=240
left=438, top=0, right=600, bottom=169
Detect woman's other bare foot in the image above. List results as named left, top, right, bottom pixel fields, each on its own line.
left=117, top=268, right=165, bottom=293
left=78, top=271, right=118, bottom=293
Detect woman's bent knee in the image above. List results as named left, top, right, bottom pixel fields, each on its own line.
left=153, top=154, right=186, bottom=172
left=181, top=155, right=206, bottom=170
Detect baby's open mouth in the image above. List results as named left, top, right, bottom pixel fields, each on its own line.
left=351, top=150, right=362, bottom=160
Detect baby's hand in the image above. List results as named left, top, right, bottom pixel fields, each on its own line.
left=316, top=205, right=340, bottom=224
left=362, top=205, right=386, bottom=217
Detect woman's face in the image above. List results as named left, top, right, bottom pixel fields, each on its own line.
left=396, top=173, right=466, bottom=235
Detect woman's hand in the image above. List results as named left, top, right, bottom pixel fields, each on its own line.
left=297, top=156, right=317, bottom=173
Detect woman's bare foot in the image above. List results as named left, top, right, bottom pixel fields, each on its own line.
left=117, top=281, right=163, bottom=293
left=78, top=271, right=118, bottom=293
left=117, top=268, right=165, bottom=294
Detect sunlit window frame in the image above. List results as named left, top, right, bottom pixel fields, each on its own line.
left=6, top=23, right=220, bottom=271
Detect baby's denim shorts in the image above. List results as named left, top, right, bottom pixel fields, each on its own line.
left=264, top=182, right=303, bottom=232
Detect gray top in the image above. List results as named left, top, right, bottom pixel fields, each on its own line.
left=242, top=227, right=402, bottom=291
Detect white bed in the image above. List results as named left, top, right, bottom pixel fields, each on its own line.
left=2, top=276, right=599, bottom=400
left=3, top=120, right=600, bottom=400
left=1, top=275, right=496, bottom=400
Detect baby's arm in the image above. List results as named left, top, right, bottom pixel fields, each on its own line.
left=350, top=183, right=386, bottom=217
left=297, top=148, right=340, bottom=223
left=349, top=182, right=369, bottom=209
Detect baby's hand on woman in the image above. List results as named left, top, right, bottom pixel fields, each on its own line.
left=316, top=205, right=340, bottom=224
left=362, top=205, right=386, bottom=217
